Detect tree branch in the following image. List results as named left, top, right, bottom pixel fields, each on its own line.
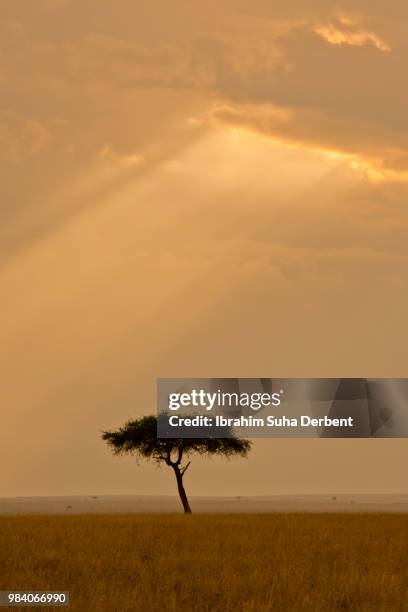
left=165, top=449, right=173, bottom=466
left=175, top=446, right=183, bottom=466
left=180, top=461, right=191, bottom=476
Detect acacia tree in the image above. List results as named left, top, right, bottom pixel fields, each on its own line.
left=102, top=415, right=251, bottom=513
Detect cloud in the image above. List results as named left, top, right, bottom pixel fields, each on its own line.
left=314, top=18, right=391, bottom=52
left=0, top=1, right=406, bottom=182
left=99, top=144, right=144, bottom=166
left=210, top=104, right=408, bottom=177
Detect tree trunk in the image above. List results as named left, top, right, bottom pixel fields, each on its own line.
left=173, top=466, right=192, bottom=514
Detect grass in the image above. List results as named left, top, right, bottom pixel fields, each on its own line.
left=0, top=513, right=408, bottom=611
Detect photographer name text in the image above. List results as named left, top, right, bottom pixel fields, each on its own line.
left=167, top=415, right=354, bottom=428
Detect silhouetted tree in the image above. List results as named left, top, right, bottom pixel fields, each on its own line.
left=102, top=415, right=251, bottom=513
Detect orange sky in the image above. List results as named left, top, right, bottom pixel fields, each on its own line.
left=1, top=0, right=408, bottom=497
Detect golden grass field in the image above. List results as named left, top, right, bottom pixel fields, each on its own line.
left=0, top=513, right=407, bottom=611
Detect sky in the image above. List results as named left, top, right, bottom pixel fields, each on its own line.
left=1, top=0, right=408, bottom=497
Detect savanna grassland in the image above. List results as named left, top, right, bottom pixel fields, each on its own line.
left=0, top=513, right=407, bottom=612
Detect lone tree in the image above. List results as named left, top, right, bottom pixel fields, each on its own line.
left=102, top=415, right=251, bottom=514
